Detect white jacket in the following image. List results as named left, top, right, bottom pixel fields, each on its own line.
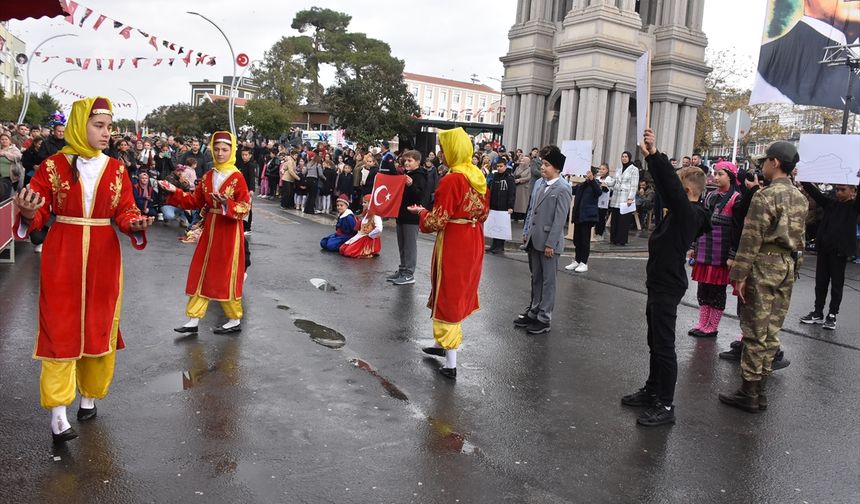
left=608, top=165, right=639, bottom=208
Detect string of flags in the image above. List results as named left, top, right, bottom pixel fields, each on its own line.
left=34, top=53, right=216, bottom=69
left=48, top=84, right=133, bottom=108
left=57, top=0, right=216, bottom=63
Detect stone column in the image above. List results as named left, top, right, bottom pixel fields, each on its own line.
left=575, top=87, right=610, bottom=166
left=516, top=0, right=527, bottom=24
left=533, top=94, right=547, bottom=148
left=650, top=101, right=680, bottom=158
left=556, top=89, right=579, bottom=145
left=517, top=94, right=535, bottom=150
left=688, top=0, right=705, bottom=30
left=604, top=90, right=631, bottom=165
left=660, top=0, right=687, bottom=26
left=675, top=105, right=698, bottom=158
left=503, top=94, right=521, bottom=148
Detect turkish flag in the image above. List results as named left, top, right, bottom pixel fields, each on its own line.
left=369, top=173, right=406, bottom=218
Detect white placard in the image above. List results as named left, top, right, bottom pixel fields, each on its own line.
left=796, top=134, right=860, bottom=185
left=619, top=201, right=637, bottom=215
left=560, top=140, right=593, bottom=176
left=484, top=210, right=513, bottom=241
left=635, top=51, right=651, bottom=143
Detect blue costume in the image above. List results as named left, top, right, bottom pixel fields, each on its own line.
left=320, top=210, right=357, bottom=251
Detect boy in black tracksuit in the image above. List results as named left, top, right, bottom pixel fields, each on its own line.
left=799, top=182, right=860, bottom=330
left=387, top=150, right=427, bottom=285
left=487, top=160, right=516, bottom=253
left=621, top=129, right=710, bottom=427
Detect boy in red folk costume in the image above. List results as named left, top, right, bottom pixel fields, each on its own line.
left=160, top=131, right=251, bottom=335
left=408, top=127, right=489, bottom=379
left=12, top=97, right=153, bottom=443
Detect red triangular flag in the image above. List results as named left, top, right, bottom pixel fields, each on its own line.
left=65, top=57, right=75, bottom=65
left=149, top=36, right=158, bottom=50
left=93, top=15, right=107, bottom=30
left=78, top=8, right=92, bottom=27
left=207, top=57, right=216, bottom=66
left=153, top=58, right=163, bottom=66
left=96, top=59, right=102, bottom=71
left=119, top=26, right=133, bottom=39
left=82, top=58, right=91, bottom=70
left=182, top=50, right=192, bottom=66
left=369, top=174, right=407, bottom=218
left=108, top=59, right=114, bottom=70
left=132, top=58, right=143, bottom=68
left=169, top=43, right=176, bottom=51
left=195, top=54, right=206, bottom=65
left=60, top=0, right=78, bottom=25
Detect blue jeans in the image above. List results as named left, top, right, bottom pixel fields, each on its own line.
left=161, top=205, right=188, bottom=223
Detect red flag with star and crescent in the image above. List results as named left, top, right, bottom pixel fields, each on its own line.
left=369, top=173, right=406, bottom=218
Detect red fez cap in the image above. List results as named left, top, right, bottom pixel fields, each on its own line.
left=90, top=97, right=112, bottom=117
left=212, top=132, right=232, bottom=145
left=362, top=194, right=371, bottom=203
left=337, top=194, right=350, bottom=203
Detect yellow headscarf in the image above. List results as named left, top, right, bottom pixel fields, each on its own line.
left=438, top=127, right=486, bottom=195
left=61, top=96, right=113, bottom=159
left=209, top=131, right=239, bottom=174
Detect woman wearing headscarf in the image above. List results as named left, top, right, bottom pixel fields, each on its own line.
left=12, top=96, right=152, bottom=443
left=687, top=160, right=740, bottom=338
left=160, top=131, right=252, bottom=335
left=408, top=127, right=490, bottom=379
left=607, top=150, right=639, bottom=246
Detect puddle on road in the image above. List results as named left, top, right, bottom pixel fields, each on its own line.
left=309, top=278, right=337, bottom=292
left=147, top=368, right=210, bottom=393
left=294, top=319, right=346, bottom=349
left=428, top=417, right=477, bottom=455
left=351, top=358, right=409, bottom=402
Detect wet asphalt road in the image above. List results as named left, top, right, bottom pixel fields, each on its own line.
left=1, top=198, right=858, bottom=504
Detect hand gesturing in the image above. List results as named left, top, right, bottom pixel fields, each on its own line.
left=12, top=188, right=46, bottom=220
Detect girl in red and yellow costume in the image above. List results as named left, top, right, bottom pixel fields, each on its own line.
left=160, top=131, right=251, bottom=335
left=12, top=96, right=153, bottom=443
left=408, top=127, right=489, bottom=379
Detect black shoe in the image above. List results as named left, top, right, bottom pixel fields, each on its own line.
left=513, top=310, right=536, bottom=328
left=718, top=343, right=742, bottom=361
left=772, top=350, right=790, bottom=371
left=525, top=319, right=551, bottom=335
left=636, top=402, right=675, bottom=426
left=800, top=311, right=824, bottom=324
left=691, top=329, right=718, bottom=338
left=173, top=325, right=199, bottom=334
left=621, top=388, right=658, bottom=408
left=386, top=271, right=403, bottom=282
left=439, top=367, right=457, bottom=379
left=422, top=347, right=446, bottom=357
left=213, top=323, right=241, bottom=334
left=77, top=405, right=97, bottom=422
left=718, top=379, right=760, bottom=413
left=52, top=427, right=78, bottom=444
left=822, top=314, right=836, bottom=330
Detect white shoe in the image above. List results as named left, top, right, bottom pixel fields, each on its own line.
left=574, top=263, right=589, bottom=273
left=157, top=213, right=164, bottom=222
left=34, top=244, right=43, bottom=253
left=564, top=260, right=579, bottom=271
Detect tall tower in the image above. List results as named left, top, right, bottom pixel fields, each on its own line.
left=501, top=0, right=709, bottom=164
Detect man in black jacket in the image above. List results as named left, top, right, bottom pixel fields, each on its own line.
left=236, top=147, right=258, bottom=235
left=181, top=139, right=214, bottom=178
left=799, top=181, right=860, bottom=330
left=39, top=124, right=66, bottom=158
left=486, top=160, right=516, bottom=254
left=387, top=150, right=427, bottom=286
left=621, top=128, right=710, bottom=427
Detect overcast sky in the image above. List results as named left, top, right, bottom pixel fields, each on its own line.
left=8, top=0, right=766, bottom=121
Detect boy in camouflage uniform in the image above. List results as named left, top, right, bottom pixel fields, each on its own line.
left=719, top=142, right=807, bottom=413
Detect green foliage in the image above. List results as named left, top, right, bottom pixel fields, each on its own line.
left=113, top=119, right=137, bottom=133
left=144, top=100, right=248, bottom=138
left=253, top=37, right=308, bottom=107
left=245, top=98, right=297, bottom=138
left=0, top=91, right=60, bottom=125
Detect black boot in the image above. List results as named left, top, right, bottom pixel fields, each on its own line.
left=772, top=349, right=790, bottom=371
left=718, top=379, right=760, bottom=413
left=758, top=376, right=768, bottom=411
left=718, top=340, right=742, bottom=361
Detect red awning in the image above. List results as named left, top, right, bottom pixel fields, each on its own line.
left=1, top=0, right=68, bottom=21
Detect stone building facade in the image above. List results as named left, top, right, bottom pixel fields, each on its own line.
left=501, top=0, right=709, bottom=165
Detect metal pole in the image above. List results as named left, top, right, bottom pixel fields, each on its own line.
left=842, top=66, right=857, bottom=135
left=47, top=68, right=80, bottom=94
left=118, top=88, right=140, bottom=136
left=731, top=110, right=741, bottom=165
left=17, top=33, right=78, bottom=124
left=188, top=11, right=237, bottom=136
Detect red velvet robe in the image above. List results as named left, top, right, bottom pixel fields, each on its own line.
left=167, top=170, right=251, bottom=301
left=14, top=154, right=146, bottom=360
left=418, top=173, right=490, bottom=323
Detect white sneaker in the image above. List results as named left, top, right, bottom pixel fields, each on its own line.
left=34, top=244, right=43, bottom=253
left=574, top=263, right=589, bottom=273
left=564, top=260, right=579, bottom=271
left=157, top=213, right=164, bottom=222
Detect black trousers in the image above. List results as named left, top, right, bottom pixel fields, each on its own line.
left=815, top=248, right=847, bottom=315
left=595, top=208, right=609, bottom=236
left=304, top=178, right=319, bottom=214
left=573, top=222, right=594, bottom=264
left=280, top=181, right=294, bottom=208
left=644, top=289, right=683, bottom=405
left=267, top=175, right=280, bottom=197
left=609, top=207, right=632, bottom=245
left=242, top=209, right=253, bottom=232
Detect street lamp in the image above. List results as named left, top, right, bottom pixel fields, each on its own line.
left=17, top=33, right=78, bottom=124
left=187, top=11, right=237, bottom=136
left=47, top=68, right=80, bottom=94
left=118, top=88, right=140, bottom=135
left=233, top=59, right=261, bottom=139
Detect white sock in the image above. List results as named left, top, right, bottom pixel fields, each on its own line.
left=183, top=318, right=200, bottom=328
left=445, top=349, right=457, bottom=369
left=51, top=406, right=71, bottom=434
left=80, top=397, right=95, bottom=410
left=222, top=319, right=241, bottom=329
left=432, top=342, right=442, bottom=349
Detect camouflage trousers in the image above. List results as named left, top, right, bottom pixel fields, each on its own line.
left=739, top=253, right=796, bottom=381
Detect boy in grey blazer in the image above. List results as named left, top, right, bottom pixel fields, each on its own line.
left=514, top=146, right=572, bottom=334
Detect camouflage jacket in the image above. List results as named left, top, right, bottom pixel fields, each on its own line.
left=729, top=178, right=808, bottom=282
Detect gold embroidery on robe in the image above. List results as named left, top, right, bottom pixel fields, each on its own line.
left=109, top=165, right=125, bottom=210
left=46, top=159, right=71, bottom=211
left=423, top=208, right=450, bottom=232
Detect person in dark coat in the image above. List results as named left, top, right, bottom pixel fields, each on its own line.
left=236, top=147, right=258, bottom=234
left=565, top=168, right=602, bottom=272
left=486, top=160, right=516, bottom=254
left=386, top=150, right=427, bottom=285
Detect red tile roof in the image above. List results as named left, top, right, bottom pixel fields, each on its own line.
left=206, top=94, right=248, bottom=107
left=403, top=72, right=499, bottom=94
